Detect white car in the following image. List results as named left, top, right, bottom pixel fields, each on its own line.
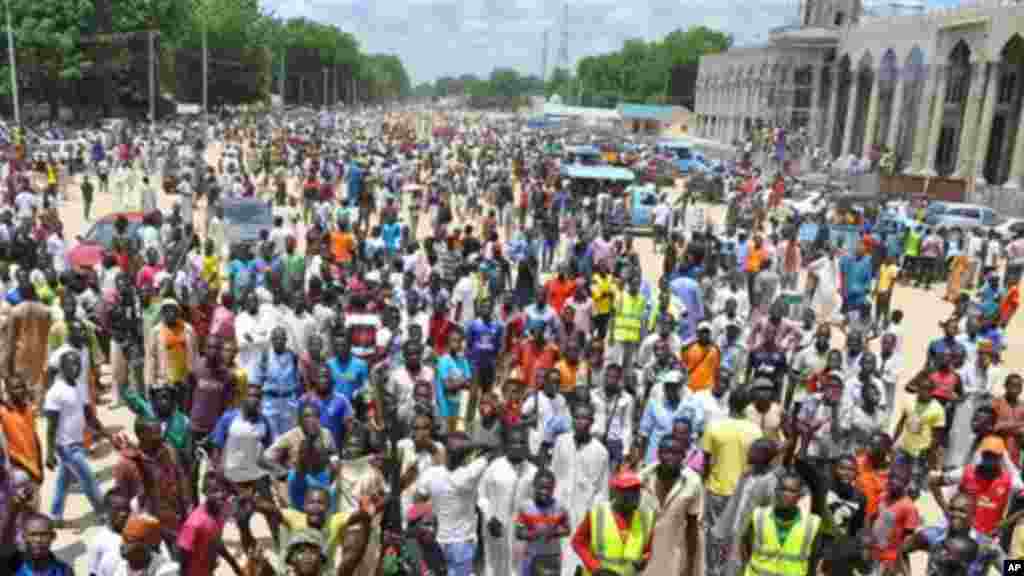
left=994, top=217, right=1024, bottom=241
left=783, top=190, right=827, bottom=216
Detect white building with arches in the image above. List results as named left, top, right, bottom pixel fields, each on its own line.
left=695, top=0, right=1024, bottom=209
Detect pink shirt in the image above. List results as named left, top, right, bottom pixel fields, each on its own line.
left=177, top=504, right=226, bottom=576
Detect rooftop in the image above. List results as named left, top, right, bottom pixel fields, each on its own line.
left=617, top=103, right=677, bottom=121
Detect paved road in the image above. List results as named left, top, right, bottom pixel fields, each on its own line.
left=41, top=157, right=1015, bottom=573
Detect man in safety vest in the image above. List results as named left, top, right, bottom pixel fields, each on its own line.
left=571, top=469, right=655, bottom=576
left=610, top=272, right=647, bottom=372
left=742, top=471, right=822, bottom=576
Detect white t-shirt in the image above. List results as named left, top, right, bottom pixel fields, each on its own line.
left=43, top=377, right=87, bottom=447
left=88, top=525, right=122, bottom=576
left=415, top=458, right=489, bottom=544
left=653, top=204, right=672, bottom=227
left=451, top=276, right=477, bottom=325
left=222, top=413, right=269, bottom=475
left=14, top=191, right=37, bottom=219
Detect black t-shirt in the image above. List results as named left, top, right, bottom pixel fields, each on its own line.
left=794, top=457, right=867, bottom=539
left=497, top=183, right=513, bottom=207
left=749, top=350, right=789, bottom=389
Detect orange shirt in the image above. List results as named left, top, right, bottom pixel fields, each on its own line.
left=1001, top=284, right=1020, bottom=326
left=681, top=343, right=720, bottom=392
left=855, top=454, right=888, bottom=520
left=0, top=405, right=41, bottom=482
left=555, top=359, right=580, bottom=394
left=516, top=341, right=561, bottom=390
left=331, top=231, right=355, bottom=264
left=546, top=277, right=578, bottom=314
left=746, top=246, right=767, bottom=273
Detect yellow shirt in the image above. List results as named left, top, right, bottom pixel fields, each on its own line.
left=592, top=274, right=616, bottom=315
left=877, top=263, right=899, bottom=294
left=280, top=508, right=350, bottom=568
left=702, top=416, right=764, bottom=497
left=898, top=399, right=945, bottom=456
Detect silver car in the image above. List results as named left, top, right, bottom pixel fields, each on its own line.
left=924, top=203, right=998, bottom=231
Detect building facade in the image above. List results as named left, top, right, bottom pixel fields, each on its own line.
left=695, top=0, right=1024, bottom=200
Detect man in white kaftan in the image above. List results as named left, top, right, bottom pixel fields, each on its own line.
left=234, top=291, right=272, bottom=379
left=550, top=403, right=609, bottom=576
left=478, top=427, right=537, bottom=576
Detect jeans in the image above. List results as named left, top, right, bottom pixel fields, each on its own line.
left=442, top=540, right=476, bottom=576
left=50, top=443, right=104, bottom=520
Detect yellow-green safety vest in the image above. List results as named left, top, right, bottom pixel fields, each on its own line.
left=745, top=507, right=821, bottom=576
left=613, top=292, right=647, bottom=344
left=585, top=503, right=654, bottom=576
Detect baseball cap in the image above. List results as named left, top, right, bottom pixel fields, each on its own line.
left=697, top=321, right=712, bottom=332
left=979, top=436, right=1007, bottom=456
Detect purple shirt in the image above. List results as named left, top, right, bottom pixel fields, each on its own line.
left=190, top=358, right=233, bottom=434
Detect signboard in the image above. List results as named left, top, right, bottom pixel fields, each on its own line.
left=177, top=103, right=201, bottom=115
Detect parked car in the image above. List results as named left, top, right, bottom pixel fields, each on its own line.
left=924, top=202, right=998, bottom=231
left=783, top=190, right=827, bottom=216
left=67, top=212, right=145, bottom=271
left=994, top=217, right=1024, bottom=241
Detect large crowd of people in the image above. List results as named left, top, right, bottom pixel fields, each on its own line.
left=0, top=109, right=1015, bottom=576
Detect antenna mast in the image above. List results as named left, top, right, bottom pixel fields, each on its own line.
left=559, top=2, right=569, bottom=101
left=541, top=29, right=549, bottom=84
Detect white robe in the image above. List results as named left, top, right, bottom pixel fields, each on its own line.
left=235, top=310, right=271, bottom=379
left=550, top=435, right=610, bottom=576
left=806, top=255, right=841, bottom=322
left=521, top=392, right=571, bottom=456
left=478, top=457, right=537, bottom=576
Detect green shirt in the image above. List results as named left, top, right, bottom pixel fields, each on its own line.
left=121, top=386, right=193, bottom=460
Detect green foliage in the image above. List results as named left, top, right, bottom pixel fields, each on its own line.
left=0, top=0, right=412, bottom=112
left=574, top=26, right=730, bottom=106
left=415, top=25, right=728, bottom=110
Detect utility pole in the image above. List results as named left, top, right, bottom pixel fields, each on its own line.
left=148, top=30, right=156, bottom=122
left=5, top=0, right=18, bottom=125
left=559, top=2, right=569, bottom=102
left=323, top=67, right=328, bottom=108
left=202, top=15, right=208, bottom=134
left=278, top=50, right=285, bottom=105
left=541, top=29, right=549, bottom=84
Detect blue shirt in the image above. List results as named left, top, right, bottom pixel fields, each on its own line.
left=288, top=469, right=336, bottom=513
left=435, top=354, right=472, bottom=418
left=670, top=276, right=704, bottom=343
left=210, top=409, right=273, bottom=450
left=346, top=163, right=363, bottom=206
left=839, top=255, right=873, bottom=298
left=5, top=287, right=22, bottom=306
left=328, top=356, right=369, bottom=403
left=382, top=222, right=402, bottom=253
left=302, top=393, right=353, bottom=450
left=638, top=393, right=706, bottom=464
left=466, top=318, right=504, bottom=364
left=251, top=350, right=300, bottom=396
left=918, top=524, right=1003, bottom=576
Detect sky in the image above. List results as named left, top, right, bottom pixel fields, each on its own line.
left=261, top=0, right=965, bottom=84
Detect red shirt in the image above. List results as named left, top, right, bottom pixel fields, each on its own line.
left=959, top=464, right=1013, bottom=535
left=929, top=370, right=960, bottom=401
left=870, top=493, right=919, bottom=565
left=545, top=277, right=578, bottom=314
left=429, top=314, right=454, bottom=356
left=570, top=509, right=654, bottom=572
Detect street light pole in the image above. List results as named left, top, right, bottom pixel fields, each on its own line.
left=202, top=15, right=208, bottom=127
left=5, top=0, right=18, bottom=126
